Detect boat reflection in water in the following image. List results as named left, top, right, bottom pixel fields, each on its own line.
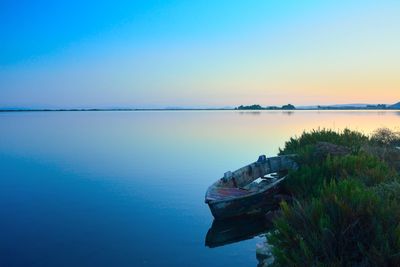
left=206, top=214, right=277, bottom=266
left=205, top=214, right=272, bottom=248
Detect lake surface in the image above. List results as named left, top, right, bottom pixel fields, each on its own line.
left=0, top=110, right=399, bottom=267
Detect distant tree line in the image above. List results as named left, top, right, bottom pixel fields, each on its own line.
left=317, top=104, right=388, bottom=110
left=234, top=103, right=400, bottom=111
left=236, top=104, right=296, bottom=110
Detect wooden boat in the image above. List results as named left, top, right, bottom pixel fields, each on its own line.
left=205, top=155, right=297, bottom=220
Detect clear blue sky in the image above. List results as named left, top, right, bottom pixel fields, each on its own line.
left=1, top=0, right=399, bottom=108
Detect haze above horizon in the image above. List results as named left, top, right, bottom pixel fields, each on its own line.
left=1, top=0, right=399, bottom=109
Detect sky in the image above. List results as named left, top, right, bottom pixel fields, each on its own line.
left=0, top=0, right=399, bottom=108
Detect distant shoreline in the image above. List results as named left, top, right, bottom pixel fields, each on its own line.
left=0, top=108, right=228, bottom=112
left=1, top=108, right=399, bottom=112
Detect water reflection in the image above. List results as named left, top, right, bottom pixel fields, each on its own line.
left=206, top=214, right=276, bottom=267
left=238, top=111, right=262, bottom=115
left=205, top=215, right=272, bottom=248
left=282, top=111, right=294, bottom=116
left=1, top=110, right=399, bottom=267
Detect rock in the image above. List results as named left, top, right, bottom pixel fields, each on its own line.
left=256, top=241, right=274, bottom=266
left=314, top=142, right=350, bottom=158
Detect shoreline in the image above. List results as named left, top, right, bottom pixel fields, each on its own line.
left=1, top=108, right=399, bottom=112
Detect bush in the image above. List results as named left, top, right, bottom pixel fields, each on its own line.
left=281, top=153, right=397, bottom=199
left=270, top=180, right=387, bottom=266
left=362, top=145, right=400, bottom=173
left=269, top=180, right=379, bottom=266
left=370, top=128, right=400, bottom=147
left=269, top=128, right=400, bottom=266
left=279, top=128, right=368, bottom=157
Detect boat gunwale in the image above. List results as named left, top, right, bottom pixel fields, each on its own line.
left=206, top=175, right=286, bottom=204
left=205, top=155, right=297, bottom=204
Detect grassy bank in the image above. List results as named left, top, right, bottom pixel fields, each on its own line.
left=269, top=128, right=400, bottom=266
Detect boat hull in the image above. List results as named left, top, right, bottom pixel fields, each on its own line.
left=207, top=186, right=280, bottom=220
left=205, top=155, right=297, bottom=220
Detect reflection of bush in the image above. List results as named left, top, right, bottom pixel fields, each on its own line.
left=269, top=128, right=400, bottom=266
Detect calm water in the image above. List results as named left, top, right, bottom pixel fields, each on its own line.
left=0, top=110, right=399, bottom=267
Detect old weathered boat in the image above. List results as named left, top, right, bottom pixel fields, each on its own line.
left=205, top=155, right=297, bottom=220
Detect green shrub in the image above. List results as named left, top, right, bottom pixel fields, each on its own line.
left=362, top=145, right=400, bottom=173
left=279, top=128, right=368, bottom=156
left=270, top=180, right=399, bottom=267
left=281, top=153, right=396, bottom=199
left=373, top=180, right=400, bottom=203
left=327, top=153, right=397, bottom=186
left=269, top=128, right=400, bottom=266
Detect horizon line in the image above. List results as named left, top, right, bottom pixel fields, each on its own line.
left=0, top=101, right=399, bottom=111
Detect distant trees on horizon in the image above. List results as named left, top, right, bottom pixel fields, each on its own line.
left=236, top=104, right=296, bottom=110
left=235, top=103, right=400, bottom=110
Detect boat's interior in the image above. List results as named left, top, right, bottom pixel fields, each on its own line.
left=205, top=156, right=296, bottom=203
left=206, top=173, right=284, bottom=202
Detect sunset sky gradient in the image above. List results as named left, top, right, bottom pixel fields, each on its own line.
left=0, top=0, right=399, bottom=108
